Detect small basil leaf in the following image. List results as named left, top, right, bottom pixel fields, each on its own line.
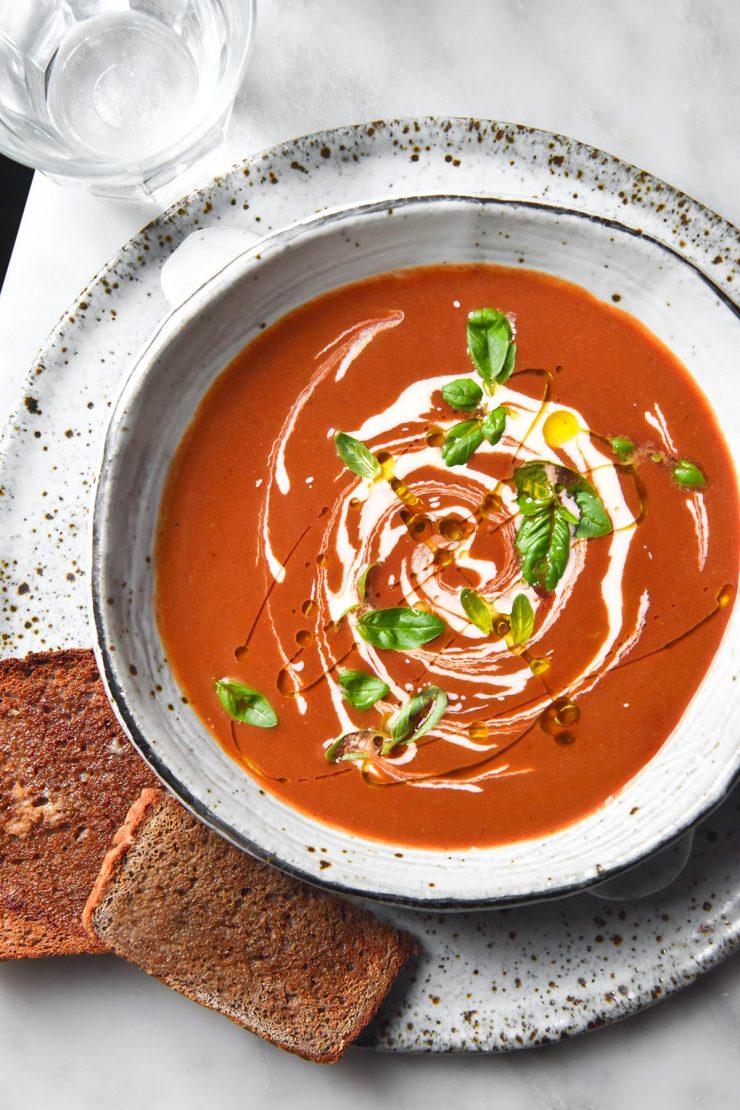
left=510, top=593, right=535, bottom=646
left=481, top=406, right=507, bottom=446
left=466, top=309, right=496, bottom=385
left=441, top=419, right=483, bottom=467
left=357, top=607, right=446, bottom=651
left=334, top=431, right=381, bottom=479
left=513, top=460, right=555, bottom=515
left=485, top=316, right=512, bottom=381
left=466, top=308, right=515, bottom=386
left=573, top=485, right=612, bottom=538
left=460, top=587, right=493, bottom=634
left=610, top=435, right=635, bottom=462
left=555, top=466, right=612, bottom=538
left=338, top=669, right=390, bottom=711
left=673, top=459, right=707, bottom=489
left=356, top=562, right=376, bottom=601
left=516, top=504, right=572, bottom=591
left=325, top=730, right=384, bottom=763
left=441, top=377, right=483, bottom=412
left=386, top=685, right=449, bottom=752
left=498, top=341, right=516, bottom=384
left=214, top=678, right=278, bottom=728
left=335, top=563, right=378, bottom=627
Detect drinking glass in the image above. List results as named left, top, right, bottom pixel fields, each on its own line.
left=0, top=0, right=256, bottom=198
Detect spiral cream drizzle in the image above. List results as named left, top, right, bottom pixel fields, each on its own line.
left=256, top=316, right=697, bottom=792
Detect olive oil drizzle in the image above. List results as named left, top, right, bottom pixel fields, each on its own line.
left=329, top=407, right=707, bottom=775
left=347, top=368, right=555, bottom=590
left=219, top=311, right=727, bottom=797
left=360, top=720, right=540, bottom=789
left=229, top=721, right=354, bottom=785
left=227, top=519, right=731, bottom=796
left=324, top=586, right=734, bottom=791
left=281, top=644, right=357, bottom=697
left=300, top=371, right=583, bottom=753
left=332, top=399, right=719, bottom=782
left=615, top=462, right=649, bottom=529
left=234, top=523, right=312, bottom=660
left=576, top=460, right=649, bottom=535
left=229, top=576, right=734, bottom=790
left=507, top=367, right=553, bottom=467
left=608, top=584, right=733, bottom=674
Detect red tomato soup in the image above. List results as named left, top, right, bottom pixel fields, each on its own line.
left=155, top=265, right=738, bottom=849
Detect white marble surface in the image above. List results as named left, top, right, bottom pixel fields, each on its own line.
left=0, top=0, right=738, bottom=1105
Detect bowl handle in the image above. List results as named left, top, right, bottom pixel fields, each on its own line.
left=588, top=829, right=695, bottom=901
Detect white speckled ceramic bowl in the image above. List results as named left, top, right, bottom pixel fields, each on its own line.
left=92, top=195, right=740, bottom=908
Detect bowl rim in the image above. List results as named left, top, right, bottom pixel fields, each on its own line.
left=91, top=191, right=740, bottom=910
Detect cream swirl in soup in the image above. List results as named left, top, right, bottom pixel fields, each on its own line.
left=156, top=265, right=738, bottom=849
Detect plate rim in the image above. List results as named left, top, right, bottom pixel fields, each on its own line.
left=3, top=113, right=738, bottom=450
left=2, top=116, right=739, bottom=1052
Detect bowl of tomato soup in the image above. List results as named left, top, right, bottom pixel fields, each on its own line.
left=92, top=196, right=740, bottom=907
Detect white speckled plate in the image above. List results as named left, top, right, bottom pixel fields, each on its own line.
left=1, top=119, right=738, bottom=1051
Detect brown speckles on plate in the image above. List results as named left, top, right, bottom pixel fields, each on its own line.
left=1, top=117, right=739, bottom=1054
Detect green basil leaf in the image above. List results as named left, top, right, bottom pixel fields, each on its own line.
left=510, top=593, right=535, bottom=646
left=559, top=505, right=579, bottom=526
left=672, top=459, right=707, bottom=489
left=325, top=730, right=384, bottom=763
left=554, top=465, right=612, bottom=539
left=357, top=607, right=446, bottom=650
left=466, top=308, right=514, bottom=387
left=610, top=435, right=635, bottom=462
left=338, top=669, right=390, bottom=711
left=356, top=562, right=376, bottom=601
left=385, top=685, right=449, bottom=752
left=498, top=341, right=517, bottom=385
left=481, top=405, right=507, bottom=446
left=466, top=309, right=496, bottom=385
left=441, top=377, right=483, bottom=412
left=460, top=587, right=492, bottom=634
left=214, top=678, right=278, bottom=728
left=573, top=485, right=612, bottom=538
left=516, top=504, right=572, bottom=591
left=441, top=419, right=483, bottom=467
left=334, top=431, right=381, bottom=479
left=335, top=563, right=378, bottom=627
left=513, top=460, right=555, bottom=516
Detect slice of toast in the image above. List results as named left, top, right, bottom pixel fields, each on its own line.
left=0, top=649, right=157, bottom=959
left=83, top=789, right=416, bottom=1063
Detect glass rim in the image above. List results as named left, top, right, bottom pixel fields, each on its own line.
left=0, top=0, right=256, bottom=183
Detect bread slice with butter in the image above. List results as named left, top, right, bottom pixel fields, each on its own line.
left=83, top=788, right=415, bottom=1063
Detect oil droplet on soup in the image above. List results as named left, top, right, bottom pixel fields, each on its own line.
left=543, top=408, right=579, bottom=448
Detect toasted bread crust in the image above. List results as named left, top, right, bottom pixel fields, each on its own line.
left=82, top=787, right=163, bottom=938
left=86, top=791, right=416, bottom=1063
left=0, top=649, right=157, bottom=959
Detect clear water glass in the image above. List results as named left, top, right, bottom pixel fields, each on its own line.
left=0, top=0, right=255, bottom=198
